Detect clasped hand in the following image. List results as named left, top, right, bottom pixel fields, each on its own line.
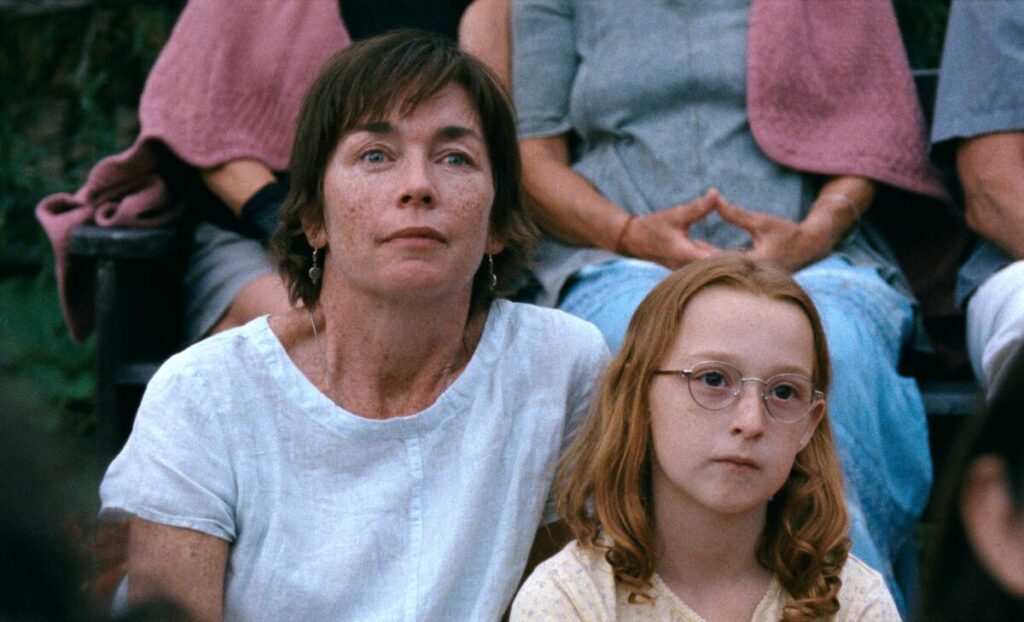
left=620, top=189, right=831, bottom=272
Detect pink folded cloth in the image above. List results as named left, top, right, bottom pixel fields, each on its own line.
left=36, top=0, right=349, bottom=341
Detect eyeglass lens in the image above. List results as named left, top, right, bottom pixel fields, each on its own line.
left=687, top=362, right=815, bottom=422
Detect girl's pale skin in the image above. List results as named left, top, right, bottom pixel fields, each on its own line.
left=128, top=84, right=505, bottom=622
left=647, top=286, right=823, bottom=621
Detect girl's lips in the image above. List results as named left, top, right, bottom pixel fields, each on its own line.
left=713, top=455, right=760, bottom=469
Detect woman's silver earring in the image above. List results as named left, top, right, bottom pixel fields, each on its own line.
left=308, top=247, right=322, bottom=285
left=487, top=254, right=497, bottom=290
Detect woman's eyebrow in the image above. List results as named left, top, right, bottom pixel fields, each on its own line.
left=437, top=125, right=483, bottom=142
left=354, top=121, right=394, bottom=135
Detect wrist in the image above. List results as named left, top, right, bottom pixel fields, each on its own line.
left=613, top=214, right=637, bottom=256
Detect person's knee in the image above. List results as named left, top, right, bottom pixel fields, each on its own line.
left=209, top=274, right=292, bottom=336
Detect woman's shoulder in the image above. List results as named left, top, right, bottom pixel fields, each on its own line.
left=496, top=300, right=607, bottom=350
left=512, top=540, right=617, bottom=621
left=834, top=554, right=901, bottom=620
left=148, top=316, right=273, bottom=393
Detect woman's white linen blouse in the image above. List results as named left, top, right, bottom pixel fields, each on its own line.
left=100, top=300, right=610, bottom=621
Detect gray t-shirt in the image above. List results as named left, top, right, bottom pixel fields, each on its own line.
left=100, top=300, right=609, bottom=621
left=513, top=0, right=908, bottom=305
left=932, top=0, right=1024, bottom=305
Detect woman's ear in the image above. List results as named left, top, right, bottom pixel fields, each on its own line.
left=303, top=214, right=327, bottom=249
left=485, top=231, right=506, bottom=256
left=961, top=455, right=1024, bottom=597
left=798, top=400, right=825, bottom=450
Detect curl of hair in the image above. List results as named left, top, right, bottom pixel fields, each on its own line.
left=556, top=256, right=850, bottom=618
left=268, top=30, right=536, bottom=311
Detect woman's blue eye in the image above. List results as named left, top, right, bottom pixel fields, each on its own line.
left=443, top=152, right=469, bottom=166
left=362, top=150, right=387, bottom=163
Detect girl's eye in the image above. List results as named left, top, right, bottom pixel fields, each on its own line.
left=442, top=152, right=470, bottom=166
left=697, top=371, right=728, bottom=389
left=769, top=383, right=800, bottom=402
left=361, top=149, right=388, bottom=164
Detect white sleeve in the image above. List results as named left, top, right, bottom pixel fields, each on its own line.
left=99, top=356, right=237, bottom=541
left=543, top=323, right=611, bottom=523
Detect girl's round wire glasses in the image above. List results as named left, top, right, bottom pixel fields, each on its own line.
left=652, top=361, right=824, bottom=423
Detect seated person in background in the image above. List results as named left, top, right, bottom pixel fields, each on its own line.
left=36, top=0, right=511, bottom=344
left=511, top=256, right=900, bottom=621
left=918, top=343, right=1024, bottom=621
left=512, top=0, right=945, bottom=611
left=931, top=0, right=1024, bottom=395
left=99, top=32, right=608, bottom=622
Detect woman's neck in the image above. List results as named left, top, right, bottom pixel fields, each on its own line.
left=652, top=481, right=772, bottom=620
left=292, top=283, right=487, bottom=419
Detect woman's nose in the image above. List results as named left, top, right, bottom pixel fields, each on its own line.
left=398, top=156, right=434, bottom=207
left=729, top=383, right=767, bottom=437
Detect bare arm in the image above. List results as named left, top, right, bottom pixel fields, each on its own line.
left=128, top=518, right=229, bottom=622
left=199, top=158, right=277, bottom=216
left=957, top=131, right=1024, bottom=259
left=520, top=135, right=721, bottom=267
left=459, top=0, right=511, bottom=88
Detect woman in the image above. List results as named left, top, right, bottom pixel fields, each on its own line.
left=511, top=256, right=900, bottom=621
left=918, top=343, right=1024, bottom=621
left=99, top=31, right=608, bottom=622
left=36, top=0, right=513, bottom=343
left=511, top=0, right=946, bottom=610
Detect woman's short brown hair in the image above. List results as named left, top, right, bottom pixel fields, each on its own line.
left=558, top=256, right=850, bottom=621
left=269, top=29, right=535, bottom=309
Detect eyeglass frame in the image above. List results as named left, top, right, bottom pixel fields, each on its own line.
left=651, top=361, right=825, bottom=423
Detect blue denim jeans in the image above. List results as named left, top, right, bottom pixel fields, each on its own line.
left=559, top=256, right=931, bottom=615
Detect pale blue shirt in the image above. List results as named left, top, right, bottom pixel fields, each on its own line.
left=100, top=300, right=609, bottom=621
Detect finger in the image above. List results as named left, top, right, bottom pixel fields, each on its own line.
left=715, top=197, right=762, bottom=233
left=691, top=239, right=722, bottom=254
left=669, top=195, right=718, bottom=227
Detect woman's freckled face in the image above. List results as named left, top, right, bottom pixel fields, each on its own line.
left=647, top=286, right=823, bottom=518
left=312, top=84, right=499, bottom=301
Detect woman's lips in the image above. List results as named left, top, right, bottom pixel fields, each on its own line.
left=382, top=226, right=446, bottom=244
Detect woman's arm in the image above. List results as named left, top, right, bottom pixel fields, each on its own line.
left=715, top=175, right=876, bottom=272
left=459, top=0, right=511, bottom=88
left=957, top=131, right=1024, bottom=259
left=199, top=159, right=277, bottom=215
left=200, top=158, right=282, bottom=240
left=521, top=135, right=722, bottom=268
left=128, top=518, right=229, bottom=622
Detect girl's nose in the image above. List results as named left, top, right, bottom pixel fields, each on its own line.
left=729, top=382, right=767, bottom=437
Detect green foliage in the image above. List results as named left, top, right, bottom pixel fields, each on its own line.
left=0, top=2, right=180, bottom=268
left=0, top=271, right=95, bottom=436
left=0, top=3, right=179, bottom=436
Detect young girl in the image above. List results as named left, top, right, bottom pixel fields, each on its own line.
left=512, top=256, right=899, bottom=621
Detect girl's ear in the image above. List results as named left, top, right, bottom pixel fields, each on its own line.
left=798, top=400, right=825, bottom=450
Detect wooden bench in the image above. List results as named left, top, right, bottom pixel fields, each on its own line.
left=70, top=224, right=186, bottom=467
